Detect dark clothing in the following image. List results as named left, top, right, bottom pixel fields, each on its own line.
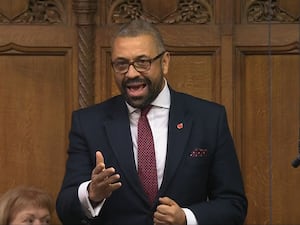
left=56, top=89, right=247, bottom=225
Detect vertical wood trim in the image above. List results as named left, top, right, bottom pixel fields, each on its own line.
left=73, top=0, right=97, bottom=108
left=217, top=0, right=235, bottom=146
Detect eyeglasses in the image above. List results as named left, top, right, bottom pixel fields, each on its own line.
left=111, top=51, right=166, bottom=74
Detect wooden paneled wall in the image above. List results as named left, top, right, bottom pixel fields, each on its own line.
left=0, top=1, right=299, bottom=224
left=0, top=1, right=76, bottom=224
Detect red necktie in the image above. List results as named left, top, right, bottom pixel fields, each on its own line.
left=137, top=105, right=158, bottom=203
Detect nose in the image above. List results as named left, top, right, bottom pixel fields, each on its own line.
left=125, top=64, right=140, bottom=78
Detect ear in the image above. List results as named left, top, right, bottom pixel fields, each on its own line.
left=161, top=51, right=170, bottom=75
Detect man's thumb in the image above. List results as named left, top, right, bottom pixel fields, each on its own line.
left=96, top=150, right=105, bottom=167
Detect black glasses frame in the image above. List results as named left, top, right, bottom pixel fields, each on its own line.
left=111, top=51, right=166, bottom=74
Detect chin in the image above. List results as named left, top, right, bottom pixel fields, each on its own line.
left=126, top=98, right=144, bottom=108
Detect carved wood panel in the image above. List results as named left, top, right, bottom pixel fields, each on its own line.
left=234, top=10, right=300, bottom=225
left=0, top=0, right=299, bottom=225
left=0, top=43, right=73, bottom=225
left=235, top=50, right=300, bottom=224
left=95, top=1, right=300, bottom=225
left=243, top=0, right=300, bottom=23
left=106, top=0, right=213, bottom=24
left=0, top=1, right=73, bottom=224
left=0, top=0, right=65, bottom=24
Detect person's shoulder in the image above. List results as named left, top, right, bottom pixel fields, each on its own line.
left=73, top=95, right=124, bottom=116
left=173, top=91, right=228, bottom=122
left=173, top=91, right=224, bottom=111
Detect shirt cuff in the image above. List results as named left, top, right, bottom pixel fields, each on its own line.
left=78, top=180, right=105, bottom=218
left=182, top=208, right=198, bottom=225
left=78, top=183, right=196, bottom=223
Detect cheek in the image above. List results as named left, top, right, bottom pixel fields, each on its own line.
left=114, top=75, right=123, bottom=87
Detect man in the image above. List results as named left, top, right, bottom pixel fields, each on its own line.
left=56, top=19, right=247, bottom=225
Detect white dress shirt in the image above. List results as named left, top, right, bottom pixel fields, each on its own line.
left=78, top=80, right=198, bottom=225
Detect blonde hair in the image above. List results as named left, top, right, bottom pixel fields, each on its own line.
left=0, top=186, right=53, bottom=224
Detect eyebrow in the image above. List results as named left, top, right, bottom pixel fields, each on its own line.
left=41, top=215, right=51, bottom=218
left=113, top=54, right=150, bottom=61
left=21, top=213, right=50, bottom=218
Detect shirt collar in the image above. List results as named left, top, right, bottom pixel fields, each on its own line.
left=127, top=78, right=171, bottom=114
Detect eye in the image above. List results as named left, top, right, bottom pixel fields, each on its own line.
left=23, top=217, right=34, bottom=224
left=135, top=59, right=150, bottom=67
left=113, top=60, right=129, bottom=69
left=41, top=218, right=51, bottom=224
left=116, top=61, right=128, bottom=66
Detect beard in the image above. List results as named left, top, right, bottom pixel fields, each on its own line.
left=121, top=75, right=164, bottom=109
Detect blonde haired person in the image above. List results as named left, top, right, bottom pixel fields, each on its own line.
left=0, top=186, right=53, bottom=225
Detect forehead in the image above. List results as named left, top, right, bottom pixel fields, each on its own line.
left=112, top=35, right=157, bottom=58
left=12, top=206, right=50, bottom=218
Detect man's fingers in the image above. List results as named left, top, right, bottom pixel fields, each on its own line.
left=96, top=150, right=105, bottom=168
left=93, top=166, right=115, bottom=178
left=156, top=197, right=176, bottom=215
left=109, top=182, right=122, bottom=191
left=91, top=151, right=105, bottom=176
left=159, top=197, right=176, bottom=206
left=92, top=174, right=121, bottom=190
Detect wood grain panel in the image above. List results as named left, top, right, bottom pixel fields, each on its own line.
left=236, top=53, right=300, bottom=225
left=0, top=1, right=298, bottom=225
left=0, top=47, right=72, bottom=225
left=166, top=52, right=219, bottom=102
left=242, top=55, right=272, bottom=224
left=271, top=55, right=300, bottom=224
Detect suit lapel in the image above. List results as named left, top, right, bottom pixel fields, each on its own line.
left=160, top=91, right=193, bottom=193
left=104, top=101, right=147, bottom=202
left=103, top=91, right=193, bottom=203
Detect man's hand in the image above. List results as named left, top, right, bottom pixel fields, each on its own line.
left=88, top=151, right=122, bottom=204
left=154, top=197, right=186, bottom=225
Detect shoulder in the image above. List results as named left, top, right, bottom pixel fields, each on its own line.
left=171, top=90, right=225, bottom=113
left=72, top=95, right=125, bottom=119
left=171, top=90, right=229, bottom=128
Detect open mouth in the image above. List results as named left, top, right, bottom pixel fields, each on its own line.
left=126, top=82, right=147, bottom=97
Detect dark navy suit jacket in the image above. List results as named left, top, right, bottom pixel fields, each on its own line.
left=56, top=89, right=247, bottom=225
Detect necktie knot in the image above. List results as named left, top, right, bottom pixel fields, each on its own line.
left=140, top=105, right=152, bottom=116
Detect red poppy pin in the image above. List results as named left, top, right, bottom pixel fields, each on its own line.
left=177, top=123, right=183, bottom=129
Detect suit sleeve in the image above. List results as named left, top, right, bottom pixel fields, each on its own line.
left=56, top=111, right=95, bottom=225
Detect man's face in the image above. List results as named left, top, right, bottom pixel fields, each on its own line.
left=111, top=35, right=170, bottom=108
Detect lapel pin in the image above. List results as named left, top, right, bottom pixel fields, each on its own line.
left=177, top=122, right=183, bottom=129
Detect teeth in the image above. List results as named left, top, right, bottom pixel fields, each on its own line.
left=130, top=85, right=142, bottom=90
left=128, top=84, right=144, bottom=89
